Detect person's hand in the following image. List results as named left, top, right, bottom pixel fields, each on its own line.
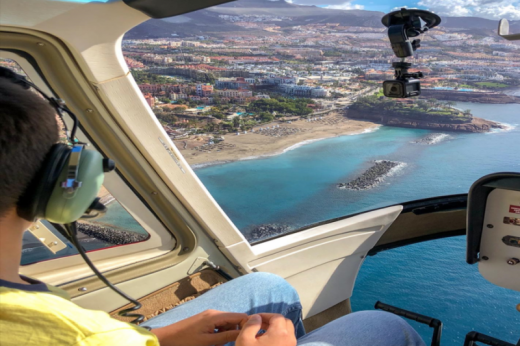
left=236, top=313, right=297, bottom=346
left=151, top=309, right=248, bottom=346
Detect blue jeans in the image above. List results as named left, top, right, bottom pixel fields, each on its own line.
left=141, top=272, right=426, bottom=346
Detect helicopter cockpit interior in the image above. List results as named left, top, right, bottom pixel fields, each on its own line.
left=1, top=0, right=519, bottom=345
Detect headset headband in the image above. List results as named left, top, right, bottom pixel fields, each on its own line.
left=0, top=66, right=85, bottom=195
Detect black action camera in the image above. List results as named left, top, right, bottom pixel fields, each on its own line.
left=381, top=9, right=441, bottom=98
left=383, top=62, right=423, bottom=98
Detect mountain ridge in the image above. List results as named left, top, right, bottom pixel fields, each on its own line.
left=125, top=0, right=520, bottom=39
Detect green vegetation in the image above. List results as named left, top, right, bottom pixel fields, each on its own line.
left=246, top=96, right=315, bottom=116
left=155, top=112, right=178, bottom=124
left=131, top=70, right=176, bottom=84
left=350, top=96, right=473, bottom=124
left=475, top=82, right=509, bottom=89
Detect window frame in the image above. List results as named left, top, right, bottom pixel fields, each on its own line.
left=1, top=52, right=179, bottom=285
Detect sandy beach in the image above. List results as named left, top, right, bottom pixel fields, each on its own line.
left=173, top=113, right=379, bottom=167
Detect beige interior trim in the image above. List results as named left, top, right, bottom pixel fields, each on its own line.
left=303, top=299, right=352, bottom=332
left=222, top=206, right=403, bottom=318
left=72, top=234, right=238, bottom=311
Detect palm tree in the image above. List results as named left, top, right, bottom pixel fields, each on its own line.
left=446, top=101, right=456, bottom=109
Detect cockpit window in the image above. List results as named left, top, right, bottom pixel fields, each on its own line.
left=0, top=59, right=151, bottom=265
left=123, top=0, right=520, bottom=243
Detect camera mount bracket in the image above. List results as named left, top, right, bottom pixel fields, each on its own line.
left=393, top=62, right=424, bottom=80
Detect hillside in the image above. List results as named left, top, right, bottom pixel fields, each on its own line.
left=124, top=0, right=520, bottom=39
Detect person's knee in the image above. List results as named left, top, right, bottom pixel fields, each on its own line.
left=239, top=272, right=300, bottom=301
left=338, top=311, right=425, bottom=346
left=345, top=310, right=414, bottom=328
left=240, top=272, right=291, bottom=289
left=300, top=311, right=425, bottom=346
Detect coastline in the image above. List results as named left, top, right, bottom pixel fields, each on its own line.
left=175, top=114, right=380, bottom=168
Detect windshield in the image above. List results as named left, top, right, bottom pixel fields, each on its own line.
left=124, top=0, right=520, bottom=242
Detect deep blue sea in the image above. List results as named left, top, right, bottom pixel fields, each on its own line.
left=194, top=102, right=520, bottom=345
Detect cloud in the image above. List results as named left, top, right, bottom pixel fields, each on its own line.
left=418, top=0, right=520, bottom=20
left=326, top=1, right=365, bottom=9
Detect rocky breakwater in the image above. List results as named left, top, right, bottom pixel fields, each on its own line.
left=421, top=90, right=520, bottom=104
left=77, top=223, right=148, bottom=245
left=338, top=160, right=403, bottom=190
left=246, top=224, right=290, bottom=242
left=347, top=110, right=504, bottom=133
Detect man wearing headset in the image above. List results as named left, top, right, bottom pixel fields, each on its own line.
left=0, top=70, right=425, bottom=346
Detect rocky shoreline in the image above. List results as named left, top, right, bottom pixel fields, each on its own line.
left=246, top=224, right=291, bottom=242
left=77, top=223, right=149, bottom=245
left=338, top=160, right=404, bottom=191
left=421, top=89, right=520, bottom=104
left=347, top=110, right=503, bottom=133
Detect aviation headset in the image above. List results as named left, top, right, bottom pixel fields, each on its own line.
left=0, top=66, right=112, bottom=224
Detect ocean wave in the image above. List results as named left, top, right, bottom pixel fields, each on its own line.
left=192, top=160, right=234, bottom=169
left=282, top=138, right=324, bottom=153
left=411, top=133, right=451, bottom=145
left=487, top=122, right=518, bottom=134
left=349, top=126, right=382, bottom=135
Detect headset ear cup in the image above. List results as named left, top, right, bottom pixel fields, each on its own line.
left=17, top=144, right=71, bottom=222
left=45, top=149, right=105, bottom=224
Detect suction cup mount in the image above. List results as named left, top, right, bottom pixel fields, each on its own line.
left=382, top=8, right=441, bottom=58
left=382, top=8, right=441, bottom=31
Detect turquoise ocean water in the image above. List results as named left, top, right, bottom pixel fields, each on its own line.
left=194, top=102, right=520, bottom=344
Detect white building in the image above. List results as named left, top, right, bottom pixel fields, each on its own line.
left=170, top=93, right=188, bottom=100
left=279, top=84, right=329, bottom=98
left=311, top=87, right=330, bottom=98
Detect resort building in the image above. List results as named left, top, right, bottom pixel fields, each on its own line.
left=215, top=88, right=253, bottom=99
left=215, top=77, right=251, bottom=90
left=278, top=84, right=330, bottom=98
left=196, top=84, right=214, bottom=97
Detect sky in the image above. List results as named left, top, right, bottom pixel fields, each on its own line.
left=59, top=0, right=520, bottom=20
left=286, top=0, right=520, bottom=20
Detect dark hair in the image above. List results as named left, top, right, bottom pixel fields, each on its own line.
left=0, top=77, right=59, bottom=218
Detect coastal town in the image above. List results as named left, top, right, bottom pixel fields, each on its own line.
left=3, top=0, right=519, bottom=167
left=114, top=1, right=520, bottom=166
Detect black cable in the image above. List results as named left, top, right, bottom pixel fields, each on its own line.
left=64, top=222, right=149, bottom=328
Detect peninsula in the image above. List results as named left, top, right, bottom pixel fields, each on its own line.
left=347, top=96, right=504, bottom=133
left=421, top=89, right=520, bottom=104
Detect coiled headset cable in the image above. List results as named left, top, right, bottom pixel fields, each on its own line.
left=61, top=222, right=150, bottom=328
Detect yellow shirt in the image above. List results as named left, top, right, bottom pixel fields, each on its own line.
left=0, top=277, right=159, bottom=346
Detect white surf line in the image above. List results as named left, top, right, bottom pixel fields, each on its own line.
left=193, top=125, right=382, bottom=168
